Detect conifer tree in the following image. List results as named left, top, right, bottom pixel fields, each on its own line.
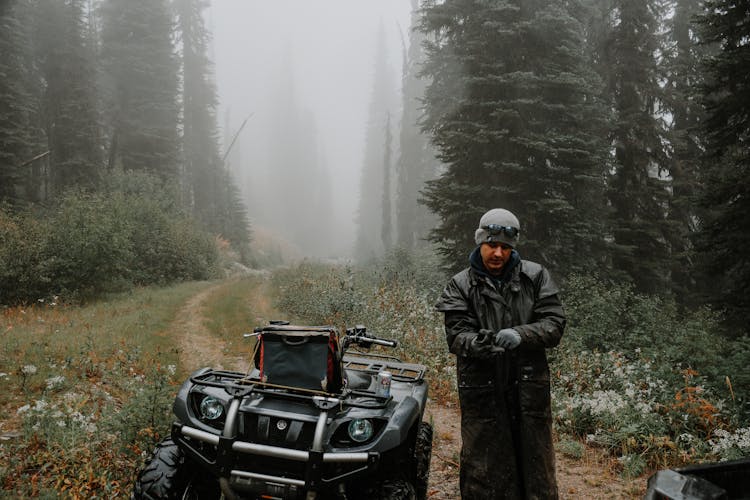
left=176, top=0, right=222, bottom=224
left=34, top=0, right=102, bottom=194
left=176, top=0, right=218, bottom=214
left=253, top=48, right=333, bottom=258
left=100, top=0, right=181, bottom=179
left=0, top=0, right=37, bottom=205
left=175, top=0, right=251, bottom=255
left=395, top=0, right=439, bottom=250
left=695, top=0, right=750, bottom=332
left=662, top=0, right=705, bottom=300
left=420, top=0, right=610, bottom=274
left=382, top=113, right=393, bottom=252
left=603, top=0, right=673, bottom=294
left=355, top=21, right=397, bottom=260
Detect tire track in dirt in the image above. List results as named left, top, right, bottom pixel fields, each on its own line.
left=425, top=402, right=462, bottom=499
left=174, top=282, right=231, bottom=371
left=173, top=274, right=277, bottom=373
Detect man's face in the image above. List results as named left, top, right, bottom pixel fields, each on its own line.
left=480, top=242, right=513, bottom=274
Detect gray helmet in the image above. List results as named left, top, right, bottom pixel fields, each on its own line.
left=474, top=208, right=520, bottom=247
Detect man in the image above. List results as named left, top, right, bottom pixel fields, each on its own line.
left=435, top=208, right=565, bottom=499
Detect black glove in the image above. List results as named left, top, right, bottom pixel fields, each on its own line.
left=493, top=328, right=521, bottom=350
left=468, top=329, right=504, bottom=358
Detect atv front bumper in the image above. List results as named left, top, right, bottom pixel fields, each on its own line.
left=172, top=396, right=380, bottom=499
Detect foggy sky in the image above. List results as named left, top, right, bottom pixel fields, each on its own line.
left=208, top=0, right=412, bottom=259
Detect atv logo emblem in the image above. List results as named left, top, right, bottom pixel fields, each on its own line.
left=276, top=419, right=288, bottom=431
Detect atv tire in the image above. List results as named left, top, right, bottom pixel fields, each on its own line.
left=374, top=479, right=417, bottom=499
left=414, top=421, right=433, bottom=500
left=133, top=438, right=196, bottom=500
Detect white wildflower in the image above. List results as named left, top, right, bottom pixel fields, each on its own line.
left=45, top=375, right=65, bottom=390
left=16, top=404, right=30, bottom=415
left=711, top=427, right=750, bottom=456
left=677, top=433, right=696, bottom=446
left=575, top=390, right=627, bottom=417
left=21, top=365, right=37, bottom=375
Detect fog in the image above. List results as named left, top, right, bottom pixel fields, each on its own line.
left=208, top=1, right=412, bottom=260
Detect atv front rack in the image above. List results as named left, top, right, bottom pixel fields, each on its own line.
left=173, top=391, right=379, bottom=499
left=175, top=357, right=427, bottom=499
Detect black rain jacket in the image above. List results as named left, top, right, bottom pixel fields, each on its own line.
left=435, top=254, right=565, bottom=500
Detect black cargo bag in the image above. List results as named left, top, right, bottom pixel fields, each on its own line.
left=256, top=326, right=342, bottom=393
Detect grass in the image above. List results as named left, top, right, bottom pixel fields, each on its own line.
left=201, top=275, right=279, bottom=363
left=0, top=280, right=214, bottom=498
left=204, top=278, right=259, bottom=339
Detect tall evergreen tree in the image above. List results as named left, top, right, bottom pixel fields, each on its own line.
left=176, top=0, right=219, bottom=217
left=382, top=113, right=393, bottom=252
left=0, top=0, right=37, bottom=205
left=603, top=0, right=672, bottom=294
left=290, top=108, right=335, bottom=257
left=215, top=166, right=251, bottom=260
left=419, top=0, right=610, bottom=274
left=34, top=0, right=102, bottom=194
left=261, top=51, right=333, bottom=257
left=662, top=0, right=705, bottom=300
left=395, top=0, right=439, bottom=250
left=695, top=0, right=750, bottom=332
left=99, top=0, right=181, bottom=179
left=355, top=21, right=397, bottom=260
left=175, top=0, right=250, bottom=254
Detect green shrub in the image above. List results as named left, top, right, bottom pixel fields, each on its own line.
left=0, top=173, right=219, bottom=305
left=270, top=251, right=456, bottom=402
left=556, top=437, right=585, bottom=459
left=553, top=274, right=750, bottom=467
left=0, top=208, right=46, bottom=303
left=41, top=191, right=134, bottom=296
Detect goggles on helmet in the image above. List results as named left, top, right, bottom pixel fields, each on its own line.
left=482, top=224, right=519, bottom=239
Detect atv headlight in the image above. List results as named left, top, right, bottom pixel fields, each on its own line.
left=199, top=396, right=225, bottom=421
left=348, top=419, right=374, bottom=443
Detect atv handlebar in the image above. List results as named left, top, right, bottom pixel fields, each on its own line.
left=343, top=325, right=398, bottom=349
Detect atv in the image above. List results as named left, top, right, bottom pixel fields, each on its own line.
left=133, top=322, right=432, bottom=500
left=644, top=457, right=750, bottom=500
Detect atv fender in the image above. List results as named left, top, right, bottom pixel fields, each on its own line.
left=376, top=396, right=423, bottom=451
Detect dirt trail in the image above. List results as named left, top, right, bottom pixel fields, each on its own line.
left=425, top=401, right=643, bottom=499
left=174, top=274, right=278, bottom=373
left=173, top=277, right=644, bottom=499
left=174, top=283, right=232, bottom=371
